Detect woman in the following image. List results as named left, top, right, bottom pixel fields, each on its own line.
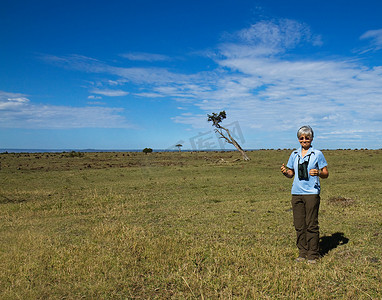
left=281, top=126, right=329, bottom=264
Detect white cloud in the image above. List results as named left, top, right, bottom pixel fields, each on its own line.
left=167, top=21, right=382, bottom=146
left=239, top=20, right=311, bottom=48
left=172, top=113, right=209, bottom=129
left=133, top=92, right=165, bottom=98
left=88, top=95, right=102, bottom=100
left=0, top=91, right=132, bottom=129
left=0, top=91, right=30, bottom=110
left=110, top=66, right=198, bottom=85
left=221, top=19, right=322, bottom=58
left=90, top=89, right=129, bottom=97
left=87, top=101, right=106, bottom=105
left=40, top=19, right=382, bottom=147
left=107, top=80, right=120, bottom=86
left=42, top=53, right=206, bottom=86
left=360, top=28, right=382, bottom=51
left=41, top=54, right=105, bottom=73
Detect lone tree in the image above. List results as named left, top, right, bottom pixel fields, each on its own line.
left=175, top=144, right=183, bottom=152
left=143, top=147, right=153, bottom=154
left=207, top=111, right=250, bottom=161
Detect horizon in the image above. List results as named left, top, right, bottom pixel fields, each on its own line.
left=1, top=0, right=382, bottom=150
left=1, top=147, right=380, bottom=154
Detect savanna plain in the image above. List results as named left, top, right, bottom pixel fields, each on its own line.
left=0, top=149, right=381, bottom=299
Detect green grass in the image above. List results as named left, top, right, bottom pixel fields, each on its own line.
left=0, top=150, right=381, bottom=299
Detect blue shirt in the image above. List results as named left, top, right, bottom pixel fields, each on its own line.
left=287, top=146, right=328, bottom=195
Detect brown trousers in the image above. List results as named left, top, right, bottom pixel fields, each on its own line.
left=291, top=194, right=320, bottom=260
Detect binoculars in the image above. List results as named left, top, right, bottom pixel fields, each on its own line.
left=298, top=160, right=309, bottom=180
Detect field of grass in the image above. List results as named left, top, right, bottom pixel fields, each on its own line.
left=0, top=150, right=381, bottom=299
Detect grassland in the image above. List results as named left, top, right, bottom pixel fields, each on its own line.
left=0, top=150, right=381, bottom=299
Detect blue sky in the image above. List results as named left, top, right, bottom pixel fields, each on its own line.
left=1, top=0, right=382, bottom=150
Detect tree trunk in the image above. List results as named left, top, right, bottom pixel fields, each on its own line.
left=231, top=138, right=251, bottom=161
left=215, top=125, right=250, bottom=161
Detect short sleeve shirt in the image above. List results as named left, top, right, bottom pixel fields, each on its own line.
left=287, top=146, right=328, bottom=195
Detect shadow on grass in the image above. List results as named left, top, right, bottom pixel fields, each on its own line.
left=319, top=232, right=349, bottom=256
left=0, top=195, right=27, bottom=204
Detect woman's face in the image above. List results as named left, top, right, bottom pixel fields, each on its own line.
left=298, top=135, right=312, bottom=149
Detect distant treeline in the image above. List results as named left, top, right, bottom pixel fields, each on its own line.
left=1, top=148, right=379, bottom=154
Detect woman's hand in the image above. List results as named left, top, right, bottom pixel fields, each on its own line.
left=309, top=169, right=320, bottom=176
left=309, top=166, right=329, bottom=178
left=281, top=163, right=294, bottom=178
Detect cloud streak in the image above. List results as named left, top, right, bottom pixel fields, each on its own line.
left=360, top=28, right=382, bottom=51
left=0, top=91, right=132, bottom=129
left=91, top=88, right=129, bottom=97
left=230, top=19, right=322, bottom=55
left=121, top=52, right=171, bottom=62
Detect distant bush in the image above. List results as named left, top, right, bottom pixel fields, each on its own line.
left=143, top=148, right=153, bottom=154
left=67, top=151, right=85, bottom=158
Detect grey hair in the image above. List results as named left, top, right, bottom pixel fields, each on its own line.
left=297, top=125, right=314, bottom=139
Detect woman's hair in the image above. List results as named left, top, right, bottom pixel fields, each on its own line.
left=297, top=125, right=314, bottom=139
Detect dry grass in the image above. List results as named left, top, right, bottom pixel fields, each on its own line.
left=0, top=150, right=381, bottom=299
left=327, top=196, right=356, bottom=206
